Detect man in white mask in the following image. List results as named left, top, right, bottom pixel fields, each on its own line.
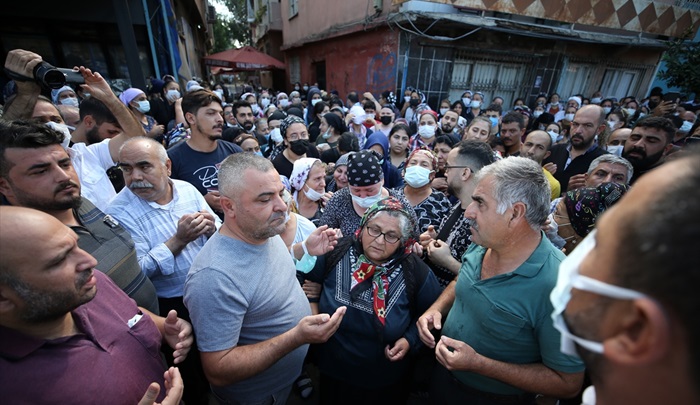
left=418, top=157, right=585, bottom=404
left=550, top=153, right=700, bottom=405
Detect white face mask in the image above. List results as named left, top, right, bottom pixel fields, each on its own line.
left=352, top=115, right=366, bottom=125
left=261, top=97, right=271, bottom=108
left=547, top=130, right=559, bottom=145
left=439, top=108, right=449, bottom=116
left=251, top=103, right=260, bottom=114
left=270, top=127, right=283, bottom=143
left=591, top=97, right=602, bottom=104
left=46, top=121, right=72, bottom=149
left=214, top=89, right=224, bottom=100
left=533, top=111, right=543, bottom=118
left=565, top=113, right=575, bottom=121
left=418, top=124, right=436, bottom=139
left=404, top=165, right=432, bottom=188
left=61, top=97, right=79, bottom=107
left=607, top=120, right=618, bottom=130
left=470, top=100, right=481, bottom=109
left=279, top=99, right=289, bottom=108
left=602, top=107, right=612, bottom=115
left=404, top=96, right=411, bottom=103
left=550, top=230, right=648, bottom=358
left=166, top=89, right=181, bottom=102
left=351, top=188, right=383, bottom=208
left=626, top=108, right=636, bottom=116
left=462, top=97, right=471, bottom=106
left=311, top=98, right=321, bottom=106
left=303, top=184, right=324, bottom=201
left=680, top=121, right=693, bottom=133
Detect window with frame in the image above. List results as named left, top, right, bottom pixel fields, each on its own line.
left=289, top=0, right=298, bottom=18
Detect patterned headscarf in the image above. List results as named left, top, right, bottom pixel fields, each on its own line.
left=279, top=115, right=305, bottom=139
left=351, top=196, right=417, bottom=326
left=564, top=182, right=629, bottom=237
left=346, top=150, right=384, bottom=186
left=290, top=158, right=320, bottom=191
left=405, top=147, right=437, bottom=171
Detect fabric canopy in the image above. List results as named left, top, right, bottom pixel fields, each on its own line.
left=204, top=46, right=285, bottom=71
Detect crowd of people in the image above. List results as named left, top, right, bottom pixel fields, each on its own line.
left=1, top=47, right=699, bottom=405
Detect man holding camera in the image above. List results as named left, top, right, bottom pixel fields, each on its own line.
left=3, top=48, right=146, bottom=210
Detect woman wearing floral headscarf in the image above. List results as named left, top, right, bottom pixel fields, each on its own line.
left=290, top=158, right=332, bottom=225
left=307, top=197, right=441, bottom=404
left=553, top=182, right=629, bottom=254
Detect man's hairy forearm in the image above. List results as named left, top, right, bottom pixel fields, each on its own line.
left=3, top=85, right=40, bottom=121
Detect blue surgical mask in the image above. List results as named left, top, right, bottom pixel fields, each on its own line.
left=680, top=121, right=693, bottom=133
left=135, top=100, right=151, bottom=114
left=418, top=124, right=436, bottom=139
left=166, top=89, right=181, bottom=102
left=550, top=231, right=648, bottom=358
left=404, top=166, right=432, bottom=188
left=606, top=144, right=623, bottom=156
left=322, top=129, right=332, bottom=139
left=351, top=188, right=383, bottom=208
left=254, top=151, right=263, bottom=157
left=311, top=99, right=321, bottom=106
left=489, top=117, right=498, bottom=127
left=602, top=107, right=612, bottom=115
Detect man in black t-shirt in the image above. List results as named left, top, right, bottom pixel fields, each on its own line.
left=168, top=89, right=242, bottom=216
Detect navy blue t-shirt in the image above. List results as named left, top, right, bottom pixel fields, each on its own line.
left=168, top=140, right=243, bottom=195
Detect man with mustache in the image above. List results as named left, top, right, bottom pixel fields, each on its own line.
left=107, top=136, right=219, bottom=404
left=0, top=120, right=160, bottom=314
left=0, top=206, right=192, bottom=405
left=168, top=89, right=242, bottom=218
left=621, top=116, right=676, bottom=184
left=543, top=105, right=609, bottom=192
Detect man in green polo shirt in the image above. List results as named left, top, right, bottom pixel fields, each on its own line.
left=418, top=157, right=585, bottom=404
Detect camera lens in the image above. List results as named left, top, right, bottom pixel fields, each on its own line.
left=33, top=62, right=66, bottom=89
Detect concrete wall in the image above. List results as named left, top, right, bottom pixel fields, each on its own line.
left=284, top=27, right=400, bottom=97
left=281, top=0, right=396, bottom=47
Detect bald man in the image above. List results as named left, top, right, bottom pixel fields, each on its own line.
left=522, top=130, right=561, bottom=199
left=0, top=206, right=191, bottom=405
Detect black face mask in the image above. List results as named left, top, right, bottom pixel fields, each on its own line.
left=289, top=139, right=309, bottom=155
left=380, top=116, right=393, bottom=125
left=410, top=98, right=420, bottom=107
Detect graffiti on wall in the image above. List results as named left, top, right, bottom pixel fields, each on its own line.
left=366, top=52, right=397, bottom=93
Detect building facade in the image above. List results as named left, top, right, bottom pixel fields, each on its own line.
left=259, top=0, right=699, bottom=106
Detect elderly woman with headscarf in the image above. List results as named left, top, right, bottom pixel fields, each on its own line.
left=290, top=158, right=333, bottom=225
left=320, top=150, right=417, bottom=238
left=318, top=112, right=348, bottom=163
left=553, top=182, right=629, bottom=253
left=394, top=148, right=452, bottom=233
left=119, top=88, right=165, bottom=139
left=307, top=197, right=441, bottom=404
left=326, top=152, right=352, bottom=193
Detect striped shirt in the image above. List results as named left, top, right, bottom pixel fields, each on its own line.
left=107, top=179, right=221, bottom=298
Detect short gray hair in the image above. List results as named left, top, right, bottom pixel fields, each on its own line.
left=475, top=156, right=550, bottom=230
left=119, top=136, right=168, bottom=164
left=587, top=154, right=633, bottom=185
left=218, top=152, right=275, bottom=198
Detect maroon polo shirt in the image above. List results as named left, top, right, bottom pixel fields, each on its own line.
left=0, top=271, right=167, bottom=404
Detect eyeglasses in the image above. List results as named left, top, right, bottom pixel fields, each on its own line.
left=444, top=164, right=472, bottom=172
left=365, top=225, right=401, bottom=244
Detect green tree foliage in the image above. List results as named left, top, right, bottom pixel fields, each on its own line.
left=657, top=33, right=700, bottom=96
left=212, top=0, right=251, bottom=53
